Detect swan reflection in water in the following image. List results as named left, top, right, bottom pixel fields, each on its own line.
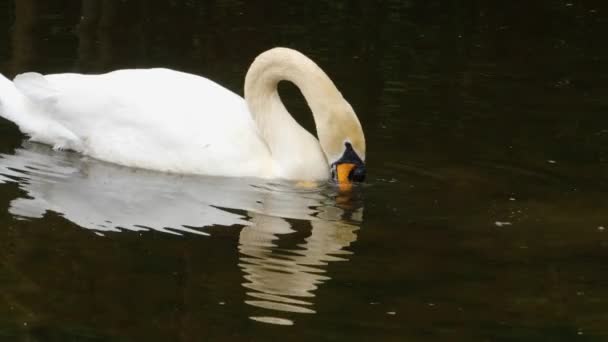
left=0, top=142, right=363, bottom=325
left=240, top=198, right=361, bottom=325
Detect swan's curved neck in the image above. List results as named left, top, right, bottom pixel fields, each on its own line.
left=244, top=48, right=344, bottom=180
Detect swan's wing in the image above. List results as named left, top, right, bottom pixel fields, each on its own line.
left=39, top=69, right=252, bottom=134
left=13, top=69, right=271, bottom=176
left=37, top=69, right=254, bottom=142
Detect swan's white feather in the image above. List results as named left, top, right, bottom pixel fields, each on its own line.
left=1, top=69, right=273, bottom=178
left=14, top=72, right=59, bottom=105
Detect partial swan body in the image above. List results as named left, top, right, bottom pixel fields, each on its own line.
left=0, top=48, right=366, bottom=183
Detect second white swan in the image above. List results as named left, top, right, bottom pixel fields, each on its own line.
left=0, top=47, right=366, bottom=184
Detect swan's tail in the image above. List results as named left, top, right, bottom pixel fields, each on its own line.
left=0, top=74, right=21, bottom=123
left=0, top=73, right=36, bottom=136
left=0, top=73, right=49, bottom=138
left=0, top=73, right=80, bottom=150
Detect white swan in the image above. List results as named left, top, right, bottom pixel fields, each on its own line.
left=0, top=47, right=366, bottom=184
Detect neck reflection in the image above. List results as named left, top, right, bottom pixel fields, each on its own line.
left=239, top=195, right=362, bottom=325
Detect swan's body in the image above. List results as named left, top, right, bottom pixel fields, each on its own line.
left=0, top=69, right=275, bottom=178
left=0, top=48, right=366, bottom=182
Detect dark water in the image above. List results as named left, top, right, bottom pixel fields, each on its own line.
left=1, top=1, right=608, bottom=340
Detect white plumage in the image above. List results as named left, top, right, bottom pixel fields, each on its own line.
left=0, top=48, right=365, bottom=181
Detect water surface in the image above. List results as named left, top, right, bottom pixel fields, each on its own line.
left=1, top=1, right=608, bottom=340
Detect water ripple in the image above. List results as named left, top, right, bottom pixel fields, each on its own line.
left=0, top=142, right=365, bottom=325
left=0, top=142, right=347, bottom=233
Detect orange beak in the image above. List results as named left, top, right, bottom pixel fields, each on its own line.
left=336, top=163, right=356, bottom=184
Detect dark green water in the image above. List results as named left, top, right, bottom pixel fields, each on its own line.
left=1, top=1, right=608, bottom=340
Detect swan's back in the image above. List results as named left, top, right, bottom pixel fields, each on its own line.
left=0, top=69, right=272, bottom=177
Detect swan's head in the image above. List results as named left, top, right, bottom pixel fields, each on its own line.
left=317, top=100, right=366, bottom=186
left=330, top=142, right=366, bottom=185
